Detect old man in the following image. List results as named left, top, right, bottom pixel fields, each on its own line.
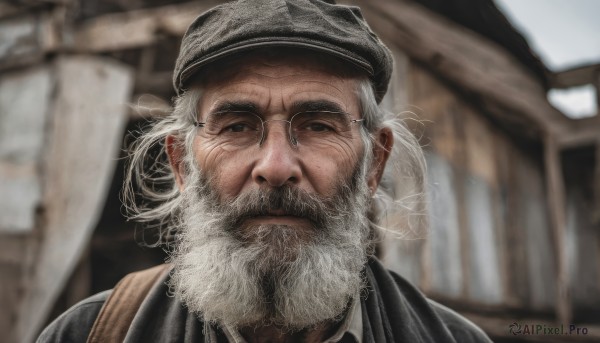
left=39, top=0, right=491, bottom=342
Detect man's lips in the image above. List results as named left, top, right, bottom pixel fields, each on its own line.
left=243, top=212, right=312, bottom=226
left=265, top=209, right=287, bottom=216
left=250, top=214, right=304, bottom=220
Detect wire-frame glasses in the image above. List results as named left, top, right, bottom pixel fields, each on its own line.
left=195, top=110, right=364, bottom=149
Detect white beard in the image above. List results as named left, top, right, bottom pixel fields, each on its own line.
left=167, top=157, right=372, bottom=330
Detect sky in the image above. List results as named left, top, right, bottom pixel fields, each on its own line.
left=494, top=0, right=599, bottom=118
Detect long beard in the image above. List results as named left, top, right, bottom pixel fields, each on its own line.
left=168, top=156, right=372, bottom=330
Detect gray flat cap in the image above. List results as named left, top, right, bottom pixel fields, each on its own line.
left=173, top=0, right=393, bottom=103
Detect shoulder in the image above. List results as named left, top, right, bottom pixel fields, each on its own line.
left=427, top=300, right=493, bottom=343
left=36, top=290, right=111, bottom=343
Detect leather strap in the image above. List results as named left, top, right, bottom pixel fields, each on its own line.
left=87, top=264, right=171, bottom=343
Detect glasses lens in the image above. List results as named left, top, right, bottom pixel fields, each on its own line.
left=291, top=111, right=353, bottom=145
left=201, top=111, right=262, bottom=147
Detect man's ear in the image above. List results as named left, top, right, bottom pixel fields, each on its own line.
left=166, top=135, right=186, bottom=192
left=367, top=127, right=393, bottom=193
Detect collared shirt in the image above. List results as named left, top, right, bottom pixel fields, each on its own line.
left=218, top=298, right=363, bottom=343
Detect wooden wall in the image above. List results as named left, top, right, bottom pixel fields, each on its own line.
left=380, top=48, right=600, bottom=334
left=0, top=20, right=135, bottom=340
left=563, top=147, right=600, bottom=321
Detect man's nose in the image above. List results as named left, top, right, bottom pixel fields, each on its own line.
left=251, top=124, right=301, bottom=187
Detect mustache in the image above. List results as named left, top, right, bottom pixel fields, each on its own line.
left=219, top=186, right=332, bottom=229
left=188, top=160, right=365, bottom=239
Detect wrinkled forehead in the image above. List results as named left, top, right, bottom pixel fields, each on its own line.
left=192, top=47, right=367, bottom=90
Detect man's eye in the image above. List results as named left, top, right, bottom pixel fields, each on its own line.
left=223, top=123, right=254, bottom=133
left=293, top=111, right=347, bottom=134
left=304, top=122, right=334, bottom=132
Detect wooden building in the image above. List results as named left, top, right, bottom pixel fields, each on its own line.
left=0, top=0, right=598, bottom=342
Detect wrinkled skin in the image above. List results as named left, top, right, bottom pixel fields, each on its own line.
left=166, top=50, right=393, bottom=343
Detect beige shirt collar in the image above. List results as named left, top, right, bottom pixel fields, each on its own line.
left=219, top=298, right=363, bottom=343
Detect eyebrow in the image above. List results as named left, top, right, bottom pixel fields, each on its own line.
left=209, top=100, right=260, bottom=115
left=290, top=100, right=348, bottom=115
left=207, top=99, right=348, bottom=118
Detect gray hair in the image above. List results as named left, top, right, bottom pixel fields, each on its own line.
left=123, top=78, right=428, bottom=246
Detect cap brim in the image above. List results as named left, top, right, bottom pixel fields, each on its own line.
left=175, top=39, right=374, bottom=95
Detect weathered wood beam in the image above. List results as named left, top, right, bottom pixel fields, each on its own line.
left=594, top=139, right=600, bottom=225
left=557, top=69, right=600, bottom=146
left=558, top=116, right=600, bottom=148
left=550, top=63, right=600, bottom=89
left=0, top=0, right=72, bottom=19
left=72, top=0, right=223, bottom=52
left=0, top=3, right=23, bottom=18
left=544, top=133, right=571, bottom=325
left=344, top=0, right=571, bottom=138
left=0, top=9, right=62, bottom=71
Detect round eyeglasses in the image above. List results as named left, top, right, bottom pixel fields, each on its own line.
left=195, top=111, right=364, bottom=148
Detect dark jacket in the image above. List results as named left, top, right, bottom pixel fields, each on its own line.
left=37, top=258, right=492, bottom=342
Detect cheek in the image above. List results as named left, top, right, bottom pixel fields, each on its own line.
left=192, top=139, right=252, bottom=198
left=302, top=138, right=363, bottom=193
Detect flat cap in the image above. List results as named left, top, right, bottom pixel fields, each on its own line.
left=173, top=0, right=393, bottom=103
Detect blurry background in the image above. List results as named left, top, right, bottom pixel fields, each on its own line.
left=0, top=0, right=598, bottom=342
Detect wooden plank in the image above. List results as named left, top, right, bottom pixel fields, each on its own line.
left=0, top=67, right=52, bottom=163
left=496, top=143, right=522, bottom=307
left=0, top=66, right=52, bottom=232
left=464, top=174, right=503, bottom=304
left=488, top=132, right=512, bottom=306
left=14, top=56, right=134, bottom=343
left=343, top=0, right=570, bottom=139
left=558, top=69, right=600, bottom=147
left=559, top=117, right=600, bottom=148
left=0, top=3, right=21, bottom=18
left=407, top=63, right=459, bottom=163
left=72, top=0, right=223, bottom=52
left=0, top=168, right=40, bottom=232
left=550, top=63, right=600, bottom=89
left=0, top=0, right=71, bottom=18
left=0, top=234, right=39, bottom=340
left=424, top=152, right=463, bottom=297
left=504, top=148, right=533, bottom=306
left=595, top=140, right=600, bottom=225
left=463, top=104, right=498, bottom=187
left=565, top=180, right=600, bottom=311
left=544, top=133, right=571, bottom=324
left=519, top=153, right=556, bottom=311
left=0, top=11, right=61, bottom=71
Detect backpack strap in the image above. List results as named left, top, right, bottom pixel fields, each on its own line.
left=87, top=264, right=171, bottom=343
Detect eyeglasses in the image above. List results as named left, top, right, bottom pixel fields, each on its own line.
left=195, top=111, right=364, bottom=149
